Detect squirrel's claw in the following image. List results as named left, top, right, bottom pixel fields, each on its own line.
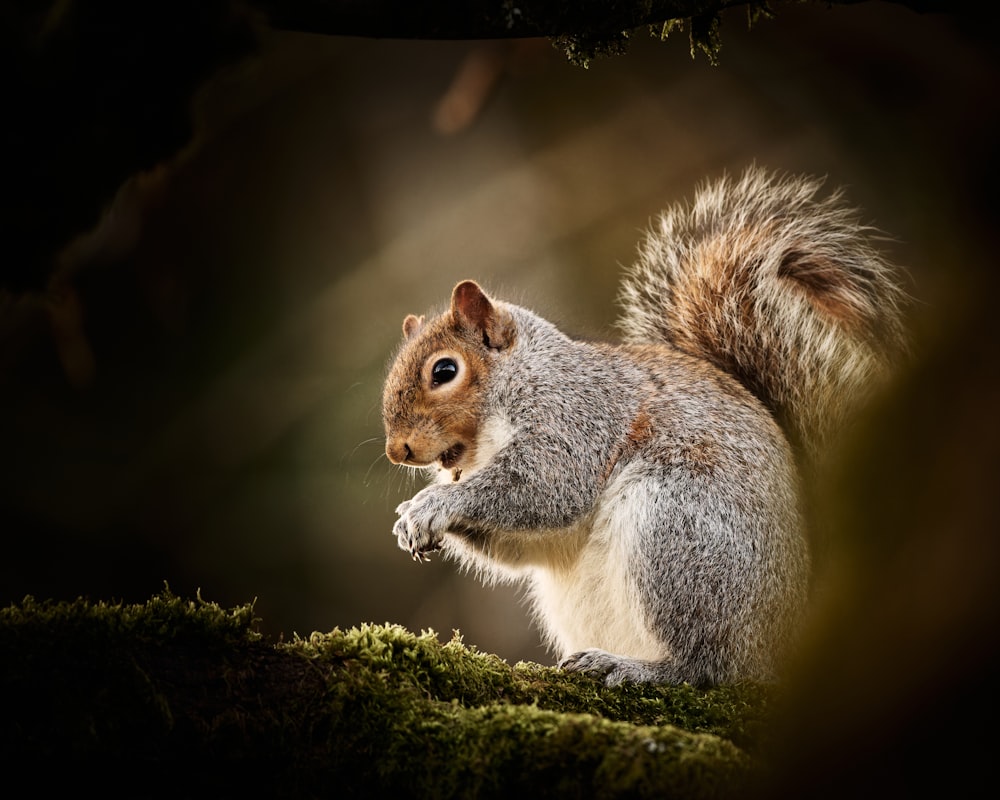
left=393, top=486, right=448, bottom=563
left=559, top=649, right=617, bottom=678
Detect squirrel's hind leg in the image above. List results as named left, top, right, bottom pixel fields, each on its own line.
left=558, top=648, right=695, bottom=687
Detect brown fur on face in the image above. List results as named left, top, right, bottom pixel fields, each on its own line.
left=383, top=281, right=514, bottom=471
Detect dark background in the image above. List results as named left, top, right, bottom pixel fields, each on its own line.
left=1, top=3, right=996, bottom=666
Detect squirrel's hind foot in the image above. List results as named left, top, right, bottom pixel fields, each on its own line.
left=559, top=648, right=703, bottom=687
left=559, top=648, right=667, bottom=687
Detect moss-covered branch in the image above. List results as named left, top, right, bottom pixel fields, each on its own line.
left=252, top=0, right=969, bottom=40
left=251, top=0, right=974, bottom=66
left=1, top=591, right=771, bottom=797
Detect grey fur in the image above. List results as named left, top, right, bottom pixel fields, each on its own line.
left=384, top=168, right=907, bottom=686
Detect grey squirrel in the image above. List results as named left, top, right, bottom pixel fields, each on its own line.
left=381, top=167, right=908, bottom=686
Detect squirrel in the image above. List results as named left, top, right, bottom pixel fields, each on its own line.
left=381, top=166, right=908, bottom=686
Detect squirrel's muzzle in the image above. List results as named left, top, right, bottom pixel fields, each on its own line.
left=385, top=437, right=412, bottom=465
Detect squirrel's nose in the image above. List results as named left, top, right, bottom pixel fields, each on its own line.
left=386, top=438, right=412, bottom=465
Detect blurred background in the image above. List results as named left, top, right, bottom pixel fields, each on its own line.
left=1, top=3, right=996, bottom=666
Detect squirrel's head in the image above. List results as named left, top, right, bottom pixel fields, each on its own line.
left=382, top=280, right=515, bottom=473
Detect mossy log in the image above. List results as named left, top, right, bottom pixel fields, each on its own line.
left=1, top=591, right=772, bottom=798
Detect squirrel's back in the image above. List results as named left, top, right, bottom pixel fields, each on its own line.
left=617, top=167, right=908, bottom=469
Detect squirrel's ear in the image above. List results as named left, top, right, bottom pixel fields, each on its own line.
left=402, top=314, right=425, bottom=340
left=451, top=280, right=515, bottom=350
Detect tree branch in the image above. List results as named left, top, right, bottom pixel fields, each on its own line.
left=251, top=0, right=968, bottom=41
left=0, top=592, right=769, bottom=797
left=253, top=0, right=742, bottom=39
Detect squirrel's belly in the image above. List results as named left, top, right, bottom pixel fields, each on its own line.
left=527, top=472, right=668, bottom=660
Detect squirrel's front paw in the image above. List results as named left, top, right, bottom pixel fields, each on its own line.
left=393, top=487, right=450, bottom=562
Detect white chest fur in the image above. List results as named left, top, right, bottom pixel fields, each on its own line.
left=526, top=466, right=668, bottom=660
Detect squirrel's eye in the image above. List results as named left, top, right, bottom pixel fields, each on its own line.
left=431, top=357, right=458, bottom=386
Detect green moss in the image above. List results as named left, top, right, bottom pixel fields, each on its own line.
left=553, top=29, right=632, bottom=69
left=1, top=592, right=771, bottom=797
left=285, top=623, right=771, bottom=747
left=556, top=1, right=783, bottom=67
left=1, top=587, right=260, bottom=644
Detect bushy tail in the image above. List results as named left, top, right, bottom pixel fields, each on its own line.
left=617, top=166, right=909, bottom=470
